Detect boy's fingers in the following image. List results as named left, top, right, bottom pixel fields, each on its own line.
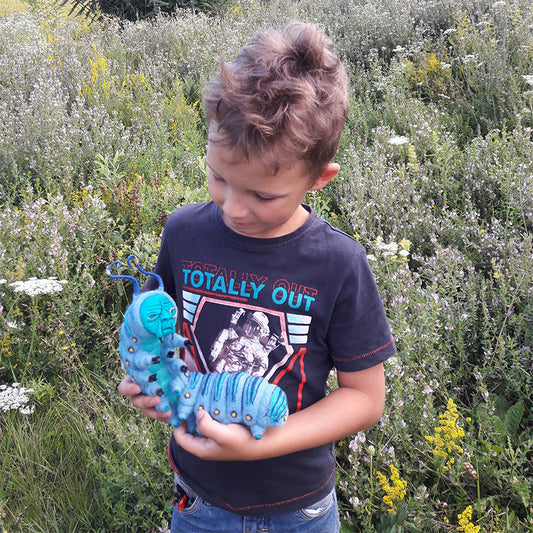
left=195, top=411, right=242, bottom=445
left=118, top=376, right=172, bottom=422
left=117, top=376, right=141, bottom=397
left=132, top=394, right=160, bottom=409
left=195, top=410, right=217, bottom=437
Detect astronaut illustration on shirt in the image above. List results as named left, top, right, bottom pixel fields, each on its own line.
left=210, top=307, right=282, bottom=376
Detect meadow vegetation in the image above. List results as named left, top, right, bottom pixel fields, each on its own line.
left=0, top=0, right=532, bottom=531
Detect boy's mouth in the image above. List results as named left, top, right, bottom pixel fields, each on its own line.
left=224, top=214, right=254, bottom=232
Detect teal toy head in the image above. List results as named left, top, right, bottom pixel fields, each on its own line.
left=139, top=292, right=177, bottom=338
left=108, top=255, right=178, bottom=338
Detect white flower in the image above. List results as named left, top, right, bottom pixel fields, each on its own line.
left=522, top=75, right=533, bottom=86
left=462, top=54, right=478, bottom=64
left=9, top=277, right=67, bottom=297
left=0, top=279, right=7, bottom=284
left=376, top=241, right=399, bottom=253
left=366, top=254, right=377, bottom=262
left=388, top=135, right=409, bottom=146
left=493, top=1, right=507, bottom=7
left=0, top=383, right=35, bottom=413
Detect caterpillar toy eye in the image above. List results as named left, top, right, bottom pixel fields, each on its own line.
left=170, top=307, right=177, bottom=318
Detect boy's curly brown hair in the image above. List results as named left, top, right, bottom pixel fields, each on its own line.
left=203, top=21, right=349, bottom=179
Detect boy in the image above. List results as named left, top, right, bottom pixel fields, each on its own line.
left=119, top=21, right=395, bottom=533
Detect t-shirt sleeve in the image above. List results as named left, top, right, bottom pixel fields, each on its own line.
left=326, top=246, right=395, bottom=372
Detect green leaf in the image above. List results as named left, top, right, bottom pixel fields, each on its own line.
left=505, top=400, right=524, bottom=440
left=491, top=414, right=507, bottom=445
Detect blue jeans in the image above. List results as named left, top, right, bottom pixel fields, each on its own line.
left=171, top=476, right=340, bottom=533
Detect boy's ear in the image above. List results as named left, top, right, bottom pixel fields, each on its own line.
left=309, top=163, right=340, bottom=191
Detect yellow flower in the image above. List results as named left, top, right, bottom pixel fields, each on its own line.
left=425, top=399, right=465, bottom=471
left=457, top=505, right=480, bottom=532
left=377, top=464, right=407, bottom=514
left=398, top=238, right=412, bottom=251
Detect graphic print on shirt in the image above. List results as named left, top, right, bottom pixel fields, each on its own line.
left=179, top=260, right=318, bottom=410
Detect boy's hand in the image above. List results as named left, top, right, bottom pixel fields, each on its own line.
left=173, top=410, right=262, bottom=461
left=118, top=375, right=173, bottom=424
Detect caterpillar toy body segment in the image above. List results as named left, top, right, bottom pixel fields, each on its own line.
left=177, top=370, right=289, bottom=439
left=109, top=255, right=289, bottom=438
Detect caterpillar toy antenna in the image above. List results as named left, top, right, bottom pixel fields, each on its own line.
left=126, top=254, right=164, bottom=291
left=107, top=260, right=140, bottom=295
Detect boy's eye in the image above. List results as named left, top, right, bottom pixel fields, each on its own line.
left=255, top=193, right=274, bottom=202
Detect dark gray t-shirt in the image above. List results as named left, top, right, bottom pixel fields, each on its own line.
left=148, top=201, right=395, bottom=515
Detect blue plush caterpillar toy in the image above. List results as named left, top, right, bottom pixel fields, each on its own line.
left=108, top=255, right=288, bottom=439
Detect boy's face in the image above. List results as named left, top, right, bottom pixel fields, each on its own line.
left=206, top=130, right=336, bottom=239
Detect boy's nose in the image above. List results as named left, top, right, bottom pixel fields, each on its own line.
left=223, top=191, right=249, bottom=219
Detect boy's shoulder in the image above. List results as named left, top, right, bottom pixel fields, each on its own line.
left=165, top=202, right=213, bottom=229
left=310, top=214, right=367, bottom=262
left=168, top=201, right=211, bottom=218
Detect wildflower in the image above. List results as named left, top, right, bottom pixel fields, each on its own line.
left=0, top=383, right=35, bottom=414
left=457, top=505, right=480, bottom=533
left=9, top=277, right=67, bottom=297
left=463, top=461, right=478, bottom=480
left=375, top=239, right=398, bottom=253
left=425, top=399, right=465, bottom=471
left=388, top=135, right=409, bottom=146
left=522, top=75, right=533, bottom=86
left=435, top=501, right=448, bottom=511
left=377, top=464, right=407, bottom=514
left=398, top=238, right=412, bottom=251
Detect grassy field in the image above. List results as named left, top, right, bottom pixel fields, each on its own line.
left=0, top=0, right=532, bottom=531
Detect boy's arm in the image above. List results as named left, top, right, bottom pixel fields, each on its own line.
left=172, top=363, right=385, bottom=461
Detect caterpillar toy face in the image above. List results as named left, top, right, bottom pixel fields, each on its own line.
left=139, top=293, right=177, bottom=338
